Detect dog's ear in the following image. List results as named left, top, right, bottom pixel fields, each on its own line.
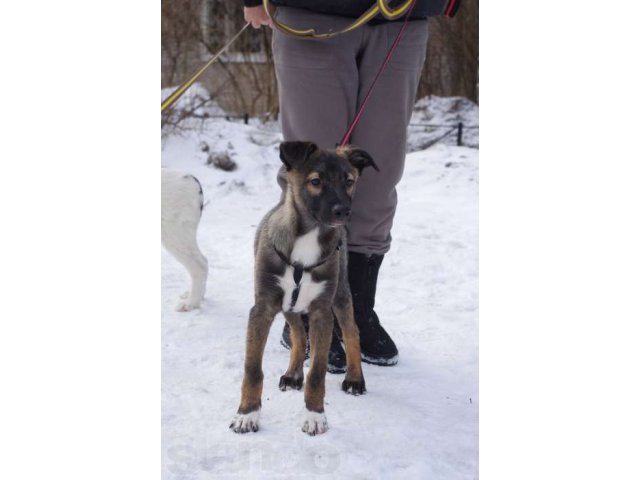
left=279, top=141, right=318, bottom=171
left=344, top=147, right=379, bottom=174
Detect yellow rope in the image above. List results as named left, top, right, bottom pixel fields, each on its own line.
left=263, top=0, right=415, bottom=39
left=161, top=23, right=250, bottom=113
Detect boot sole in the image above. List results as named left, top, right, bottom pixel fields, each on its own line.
left=327, top=364, right=347, bottom=374
left=282, top=339, right=396, bottom=369
left=361, top=352, right=399, bottom=366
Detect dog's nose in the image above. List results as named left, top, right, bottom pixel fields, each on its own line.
left=332, top=204, right=351, bottom=219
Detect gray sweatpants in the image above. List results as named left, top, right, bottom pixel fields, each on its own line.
left=272, top=7, right=428, bottom=255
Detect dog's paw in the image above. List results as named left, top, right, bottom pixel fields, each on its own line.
left=279, top=375, right=303, bottom=391
left=301, top=410, right=328, bottom=436
left=229, top=410, right=260, bottom=434
left=341, top=378, right=366, bottom=396
left=174, top=300, right=199, bottom=312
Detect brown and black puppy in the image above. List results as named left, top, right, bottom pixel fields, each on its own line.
left=230, top=141, right=378, bottom=436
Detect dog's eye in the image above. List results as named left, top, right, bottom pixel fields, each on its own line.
left=345, top=179, right=355, bottom=187
left=309, top=178, right=321, bottom=187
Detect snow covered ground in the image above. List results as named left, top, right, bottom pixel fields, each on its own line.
left=408, top=96, right=479, bottom=151
left=161, top=98, right=478, bottom=479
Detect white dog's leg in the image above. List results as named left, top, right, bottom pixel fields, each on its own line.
left=164, top=240, right=208, bottom=311
left=162, top=170, right=209, bottom=311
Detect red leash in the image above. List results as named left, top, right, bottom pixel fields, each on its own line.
left=339, top=0, right=417, bottom=147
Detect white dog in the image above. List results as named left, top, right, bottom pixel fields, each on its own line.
left=161, top=168, right=208, bottom=311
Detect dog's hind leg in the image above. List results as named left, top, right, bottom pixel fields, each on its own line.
left=279, top=312, right=306, bottom=391
left=162, top=170, right=208, bottom=312
left=163, top=235, right=208, bottom=312
left=334, top=296, right=366, bottom=395
left=230, top=303, right=278, bottom=434
left=301, top=307, right=333, bottom=435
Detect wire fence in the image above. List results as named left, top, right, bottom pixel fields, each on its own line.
left=409, top=122, right=479, bottom=147
left=192, top=114, right=479, bottom=149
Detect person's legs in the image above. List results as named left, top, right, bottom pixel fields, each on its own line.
left=346, top=20, right=429, bottom=365
left=348, top=20, right=428, bottom=255
left=273, top=12, right=427, bottom=249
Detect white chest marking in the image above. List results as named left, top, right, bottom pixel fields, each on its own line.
left=290, top=228, right=322, bottom=265
left=277, top=228, right=326, bottom=313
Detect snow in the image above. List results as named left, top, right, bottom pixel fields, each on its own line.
left=161, top=102, right=478, bottom=478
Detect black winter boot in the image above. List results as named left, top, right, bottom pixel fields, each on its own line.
left=348, top=252, right=399, bottom=366
left=280, top=314, right=347, bottom=374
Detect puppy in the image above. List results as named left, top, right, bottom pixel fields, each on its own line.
left=161, top=168, right=208, bottom=312
left=230, top=142, right=378, bottom=435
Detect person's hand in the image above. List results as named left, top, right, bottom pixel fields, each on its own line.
left=244, top=4, right=275, bottom=29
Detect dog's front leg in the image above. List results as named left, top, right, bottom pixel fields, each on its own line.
left=230, top=302, right=277, bottom=434
left=334, top=297, right=366, bottom=395
left=301, top=306, right=333, bottom=435
left=279, top=312, right=306, bottom=391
